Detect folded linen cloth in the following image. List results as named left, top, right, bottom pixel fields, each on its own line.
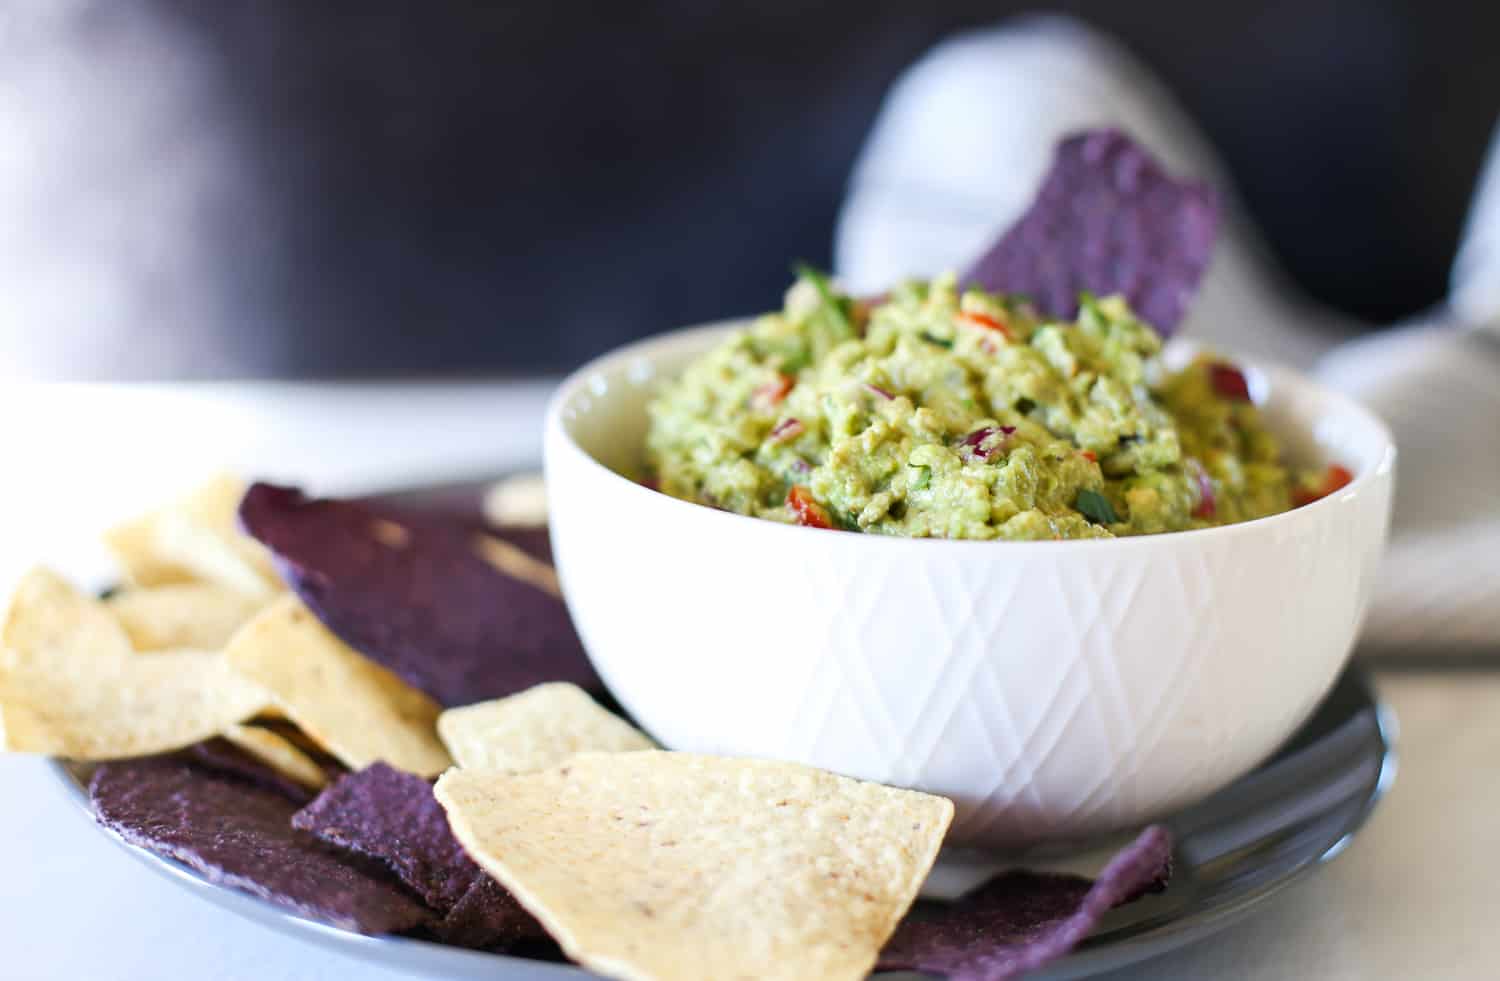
left=836, top=15, right=1500, bottom=654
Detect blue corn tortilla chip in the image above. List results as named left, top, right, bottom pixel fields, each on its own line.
left=292, top=763, right=545, bottom=950
left=485, top=525, right=553, bottom=564
left=878, top=825, right=1172, bottom=980
left=90, top=755, right=432, bottom=935
left=963, top=129, right=1218, bottom=336
left=239, top=483, right=600, bottom=706
left=433, top=874, right=550, bottom=952
left=361, top=484, right=554, bottom=563
left=184, top=737, right=325, bottom=806
left=292, top=763, right=482, bottom=911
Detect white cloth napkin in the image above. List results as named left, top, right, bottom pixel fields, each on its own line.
left=835, top=15, right=1500, bottom=654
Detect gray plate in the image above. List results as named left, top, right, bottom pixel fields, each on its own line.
left=50, top=667, right=1394, bottom=980
left=52, top=474, right=1397, bottom=978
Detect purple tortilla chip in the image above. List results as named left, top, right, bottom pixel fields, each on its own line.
left=292, top=763, right=546, bottom=950
left=291, top=763, right=480, bottom=911
left=239, top=483, right=600, bottom=706
left=963, top=129, right=1218, bottom=336
left=184, top=737, right=322, bottom=805
left=434, top=874, right=548, bottom=951
left=878, top=825, right=1172, bottom=980
left=90, top=756, right=432, bottom=935
left=487, top=525, right=553, bottom=564
left=360, top=485, right=555, bottom=563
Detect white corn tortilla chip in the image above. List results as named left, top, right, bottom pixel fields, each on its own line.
left=1, top=568, right=132, bottom=670
left=0, top=648, right=268, bottom=759
left=221, top=723, right=328, bottom=790
left=224, top=595, right=451, bottom=777
left=482, top=472, right=548, bottom=527
left=104, top=474, right=281, bottom=598
left=438, top=683, right=653, bottom=772
left=436, top=753, right=953, bottom=981
left=107, top=584, right=268, bottom=652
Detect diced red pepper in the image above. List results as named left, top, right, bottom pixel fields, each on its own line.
left=751, top=373, right=795, bottom=411
left=1208, top=362, right=1251, bottom=402
left=1293, top=464, right=1355, bottom=507
left=787, top=485, right=834, bottom=529
left=1081, top=450, right=1097, bottom=463
left=956, top=310, right=1014, bottom=342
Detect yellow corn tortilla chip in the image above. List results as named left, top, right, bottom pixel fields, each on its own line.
left=1, top=568, right=132, bottom=670
left=104, top=474, right=281, bottom=598
left=435, top=753, right=953, bottom=981
left=438, top=683, right=654, bottom=773
left=221, top=723, right=329, bottom=790
left=107, top=584, right=268, bottom=652
left=0, top=648, right=268, bottom=759
left=224, top=595, right=451, bottom=777
left=481, top=472, right=548, bottom=526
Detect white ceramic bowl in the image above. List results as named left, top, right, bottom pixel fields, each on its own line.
left=543, top=323, right=1395, bottom=848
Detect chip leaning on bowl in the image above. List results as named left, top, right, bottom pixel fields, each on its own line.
left=647, top=269, right=1303, bottom=540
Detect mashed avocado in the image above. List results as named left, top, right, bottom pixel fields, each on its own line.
left=646, top=271, right=1292, bottom=540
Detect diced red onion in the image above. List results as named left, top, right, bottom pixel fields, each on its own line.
left=768, top=418, right=805, bottom=443
left=960, top=425, right=1017, bottom=460
left=864, top=383, right=895, bottom=400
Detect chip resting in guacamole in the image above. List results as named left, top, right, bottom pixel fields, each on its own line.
left=646, top=271, right=1293, bottom=540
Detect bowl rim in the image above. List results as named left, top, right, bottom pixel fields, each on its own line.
left=544, top=319, right=1396, bottom=553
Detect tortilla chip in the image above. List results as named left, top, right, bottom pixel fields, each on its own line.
left=435, top=753, right=953, bottom=981
left=435, top=875, right=551, bottom=952
left=291, top=763, right=546, bottom=950
left=481, top=472, right=548, bottom=527
left=963, top=129, right=1218, bottom=336
left=106, top=584, right=268, bottom=652
left=223, top=595, right=451, bottom=777
left=105, top=474, right=280, bottom=597
left=238, top=483, right=600, bottom=706
left=0, top=648, right=268, bottom=759
left=0, top=567, right=132, bottom=670
left=186, top=737, right=325, bottom=805
left=222, top=723, right=329, bottom=791
left=90, top=755, right=432, bottom=934
left=877, top=826, right=1173, bottom=980
left=437, top=683, right=653, bottom=773
left=472, top=533, right=561, bottom=598
left=490, top=526, right=553, bottom=564
left=292, top=763, right=479, bottom=910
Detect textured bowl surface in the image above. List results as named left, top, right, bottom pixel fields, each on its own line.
left=544, top=323, right=1395, bottom=846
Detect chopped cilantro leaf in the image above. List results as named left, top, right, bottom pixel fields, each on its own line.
left=1075, top=488, right=1119, bottom=525
left=792, top=262, right=852, bottom=339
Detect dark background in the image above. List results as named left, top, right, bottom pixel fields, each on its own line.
left=18, top=1, right=1500, bottom=376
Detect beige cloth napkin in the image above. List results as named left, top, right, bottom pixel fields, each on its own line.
left=835, top=14, right=1500, bottom=654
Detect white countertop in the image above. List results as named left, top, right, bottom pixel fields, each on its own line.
left=0, top=382, right=1494, bottom=981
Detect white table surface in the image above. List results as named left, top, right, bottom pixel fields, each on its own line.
left=0, top=382, right=1494, bottom=981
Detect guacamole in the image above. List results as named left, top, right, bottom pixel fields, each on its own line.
left=645, top=272, right=1293, bottom=540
